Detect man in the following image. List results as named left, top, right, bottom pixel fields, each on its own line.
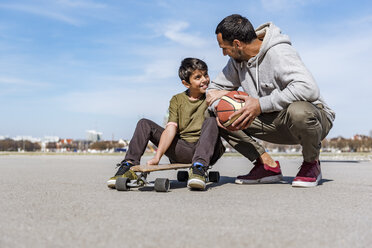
left=207, top=14, right=335, bottom=187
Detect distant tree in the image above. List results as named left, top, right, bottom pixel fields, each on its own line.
left=90, top=141, right=108, bottom=150
left=47, top=142, right=57, bottom=149
left=89, top=141, right=124, bottom=150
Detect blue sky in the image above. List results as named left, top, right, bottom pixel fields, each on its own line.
left=0, top=0, right=371, bottom=140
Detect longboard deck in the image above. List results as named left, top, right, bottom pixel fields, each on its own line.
left=131, top=164, right=191, bottom=173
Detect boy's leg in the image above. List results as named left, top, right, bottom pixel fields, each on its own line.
left=124, top=118, right=165, bottom=165
left=192, top=117, right=225, bottom=166
left=107, top=118, right=165, bottom=188
left=188, top=117, right=225, bottom=190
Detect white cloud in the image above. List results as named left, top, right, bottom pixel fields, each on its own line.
left=55, top=0, right=106, bottom=9
left=160, top=21, right=208, bottom=47
left=0, top=3, right=81, bottom=26
left=0, top=76, right=48, bottom=86
left=260, top=0, right=316, bottom=12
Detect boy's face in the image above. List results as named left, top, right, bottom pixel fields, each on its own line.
left=184, top=69, right=210, bottom=94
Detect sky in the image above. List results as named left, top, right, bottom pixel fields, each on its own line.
left=0, top=0, right=371, bottom=140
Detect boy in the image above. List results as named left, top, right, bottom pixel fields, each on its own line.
left=107, top=58, right=225, bottom=190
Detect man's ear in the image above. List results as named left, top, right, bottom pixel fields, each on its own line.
left=182, top=80, right=190, bottom=88
left=233, top=39, right=242, bottom=48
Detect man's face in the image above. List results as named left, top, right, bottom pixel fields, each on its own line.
left=217, top=33, right=245, bottom=63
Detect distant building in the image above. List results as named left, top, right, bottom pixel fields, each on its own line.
left=86, top=130, right=103, bottom=142
left=370, top=130, right=372, bottom=138
left=13, top=136, right=41, bottom=143
left=42, top=136, right=59, bottom=143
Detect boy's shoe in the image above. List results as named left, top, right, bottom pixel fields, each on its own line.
left=292, top=160, right=322, bottom=187
left=107, top=161, right=137, bottom=189
left=187, top=162, right=208, bottom=190
left=235, top=160, right=283, bottom=184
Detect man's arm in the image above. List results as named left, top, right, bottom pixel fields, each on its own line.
left=147, top=123, right=177, bottom=165
left=259, top=46, right=320, bottom=113
left=230, top=45, right=320, bottom=130
left=206, top=89, right=230, bottom=106
left=207, top=58, right=241, bottom=110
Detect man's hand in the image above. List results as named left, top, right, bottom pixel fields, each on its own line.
left=215, top=117, right=228, bottom=130
left=206, top=89, right=229, bottom=106
left=229, top=94, right=262, bottom=130
left=147, top=157, right=160, bottom=166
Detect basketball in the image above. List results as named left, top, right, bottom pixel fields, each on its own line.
left=216, top=91, right=248, bottom=130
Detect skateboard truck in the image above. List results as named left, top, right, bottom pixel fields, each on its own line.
left=115, top=164, right=220, bottom=192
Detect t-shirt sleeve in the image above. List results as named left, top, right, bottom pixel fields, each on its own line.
left=168, top=95, right=178, bottom=124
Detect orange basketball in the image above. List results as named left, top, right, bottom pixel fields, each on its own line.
left=216, top=91, right=248, bottom=130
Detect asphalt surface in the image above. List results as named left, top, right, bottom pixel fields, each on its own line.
left=1, top=154, right=371, bottom=248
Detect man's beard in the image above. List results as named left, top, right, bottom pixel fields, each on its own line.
left=233, top=50, right=245, bottom=63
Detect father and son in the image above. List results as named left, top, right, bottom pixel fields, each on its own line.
left=107, top=14, right=335, bottom=190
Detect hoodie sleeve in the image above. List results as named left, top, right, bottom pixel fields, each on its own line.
left=259, top=44, right=320, bottom=113
left=208, top=58, right=241, bottom=113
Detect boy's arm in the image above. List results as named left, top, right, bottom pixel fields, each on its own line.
left=147, top=123, right=177, bottom=165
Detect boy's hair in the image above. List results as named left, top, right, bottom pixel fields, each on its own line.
left=215, top=14, right=257, bottom=44
left=178, top=58, right=208, bottom=83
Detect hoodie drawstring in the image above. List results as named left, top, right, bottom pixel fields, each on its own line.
left=255, top=57, right=259, bottom=93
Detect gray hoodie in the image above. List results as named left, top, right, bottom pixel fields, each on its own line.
left=209, top=22, right=335, bottom=122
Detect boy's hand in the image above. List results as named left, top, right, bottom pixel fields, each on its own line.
left=229, top=94, right=261, bottom=130
left=147, top=157, right=160, bottom=166
left=206, top=89, right=229, bottom=106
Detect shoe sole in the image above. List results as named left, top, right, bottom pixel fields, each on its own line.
left=107, top=179, right=116, bottom=189
left=235, top=175, right=283, bottom=184
left=292, top=174, right=322, bottom=188
left=187, top=179, right=206, bottom=190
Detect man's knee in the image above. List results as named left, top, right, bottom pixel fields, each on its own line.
left=286, top=102, right=320, bottom=129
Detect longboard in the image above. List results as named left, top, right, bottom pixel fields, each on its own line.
left=115, top=163, right=220, bottom=192
left=131, top=163, right=191, bottom=172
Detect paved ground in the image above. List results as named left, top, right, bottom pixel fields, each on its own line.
left=0, top=155, right=371, bottom=248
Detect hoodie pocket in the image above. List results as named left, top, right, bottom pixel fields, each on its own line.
left=261, top=82, right=276, bottom=95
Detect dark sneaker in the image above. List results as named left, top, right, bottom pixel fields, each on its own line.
left=187, top=162, right=207, bottom=190
left=107, top=161, right=137, bottom=189
left=235, top=160, right=283, bottom=184
left=292, top=160, right=322, bottom=187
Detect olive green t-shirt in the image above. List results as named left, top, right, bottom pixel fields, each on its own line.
left=168, top=91, right=208, bottom=143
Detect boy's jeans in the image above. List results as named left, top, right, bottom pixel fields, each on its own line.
left=218, top=101, right=333, bottom=162
left=124, top=117, right=225, bottom=166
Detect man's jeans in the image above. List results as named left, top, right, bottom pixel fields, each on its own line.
left=218, top=101, right=333, bottom=162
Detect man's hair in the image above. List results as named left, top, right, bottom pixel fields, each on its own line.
left=178, top=58, right=208, bottom=83
left=215, top=14, right=257, bottom=44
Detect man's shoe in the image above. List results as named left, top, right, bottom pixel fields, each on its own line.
left=292, top=160, right=322, bottom=187
left=107, top=161, right=137, bottom=189
left=187, top=162, right=207, bottom=190
left=235, top=160, right=283, bottom=184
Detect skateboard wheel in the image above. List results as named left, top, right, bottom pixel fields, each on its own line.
left=208, top=171, right=220, bottom=183
left=154, top=178, right=170, bottom=192
left=116, top=177, right=129, bottom=191
left=177, top=171, right=189, bottom=182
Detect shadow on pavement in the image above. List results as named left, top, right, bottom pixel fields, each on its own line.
left=137, top=176, right=334, bottom=192
left=206, top=176, right=238, bottom=190
left=321, top=160, right=359, bottom=163
left=282, top=176, right=333, bottom=186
